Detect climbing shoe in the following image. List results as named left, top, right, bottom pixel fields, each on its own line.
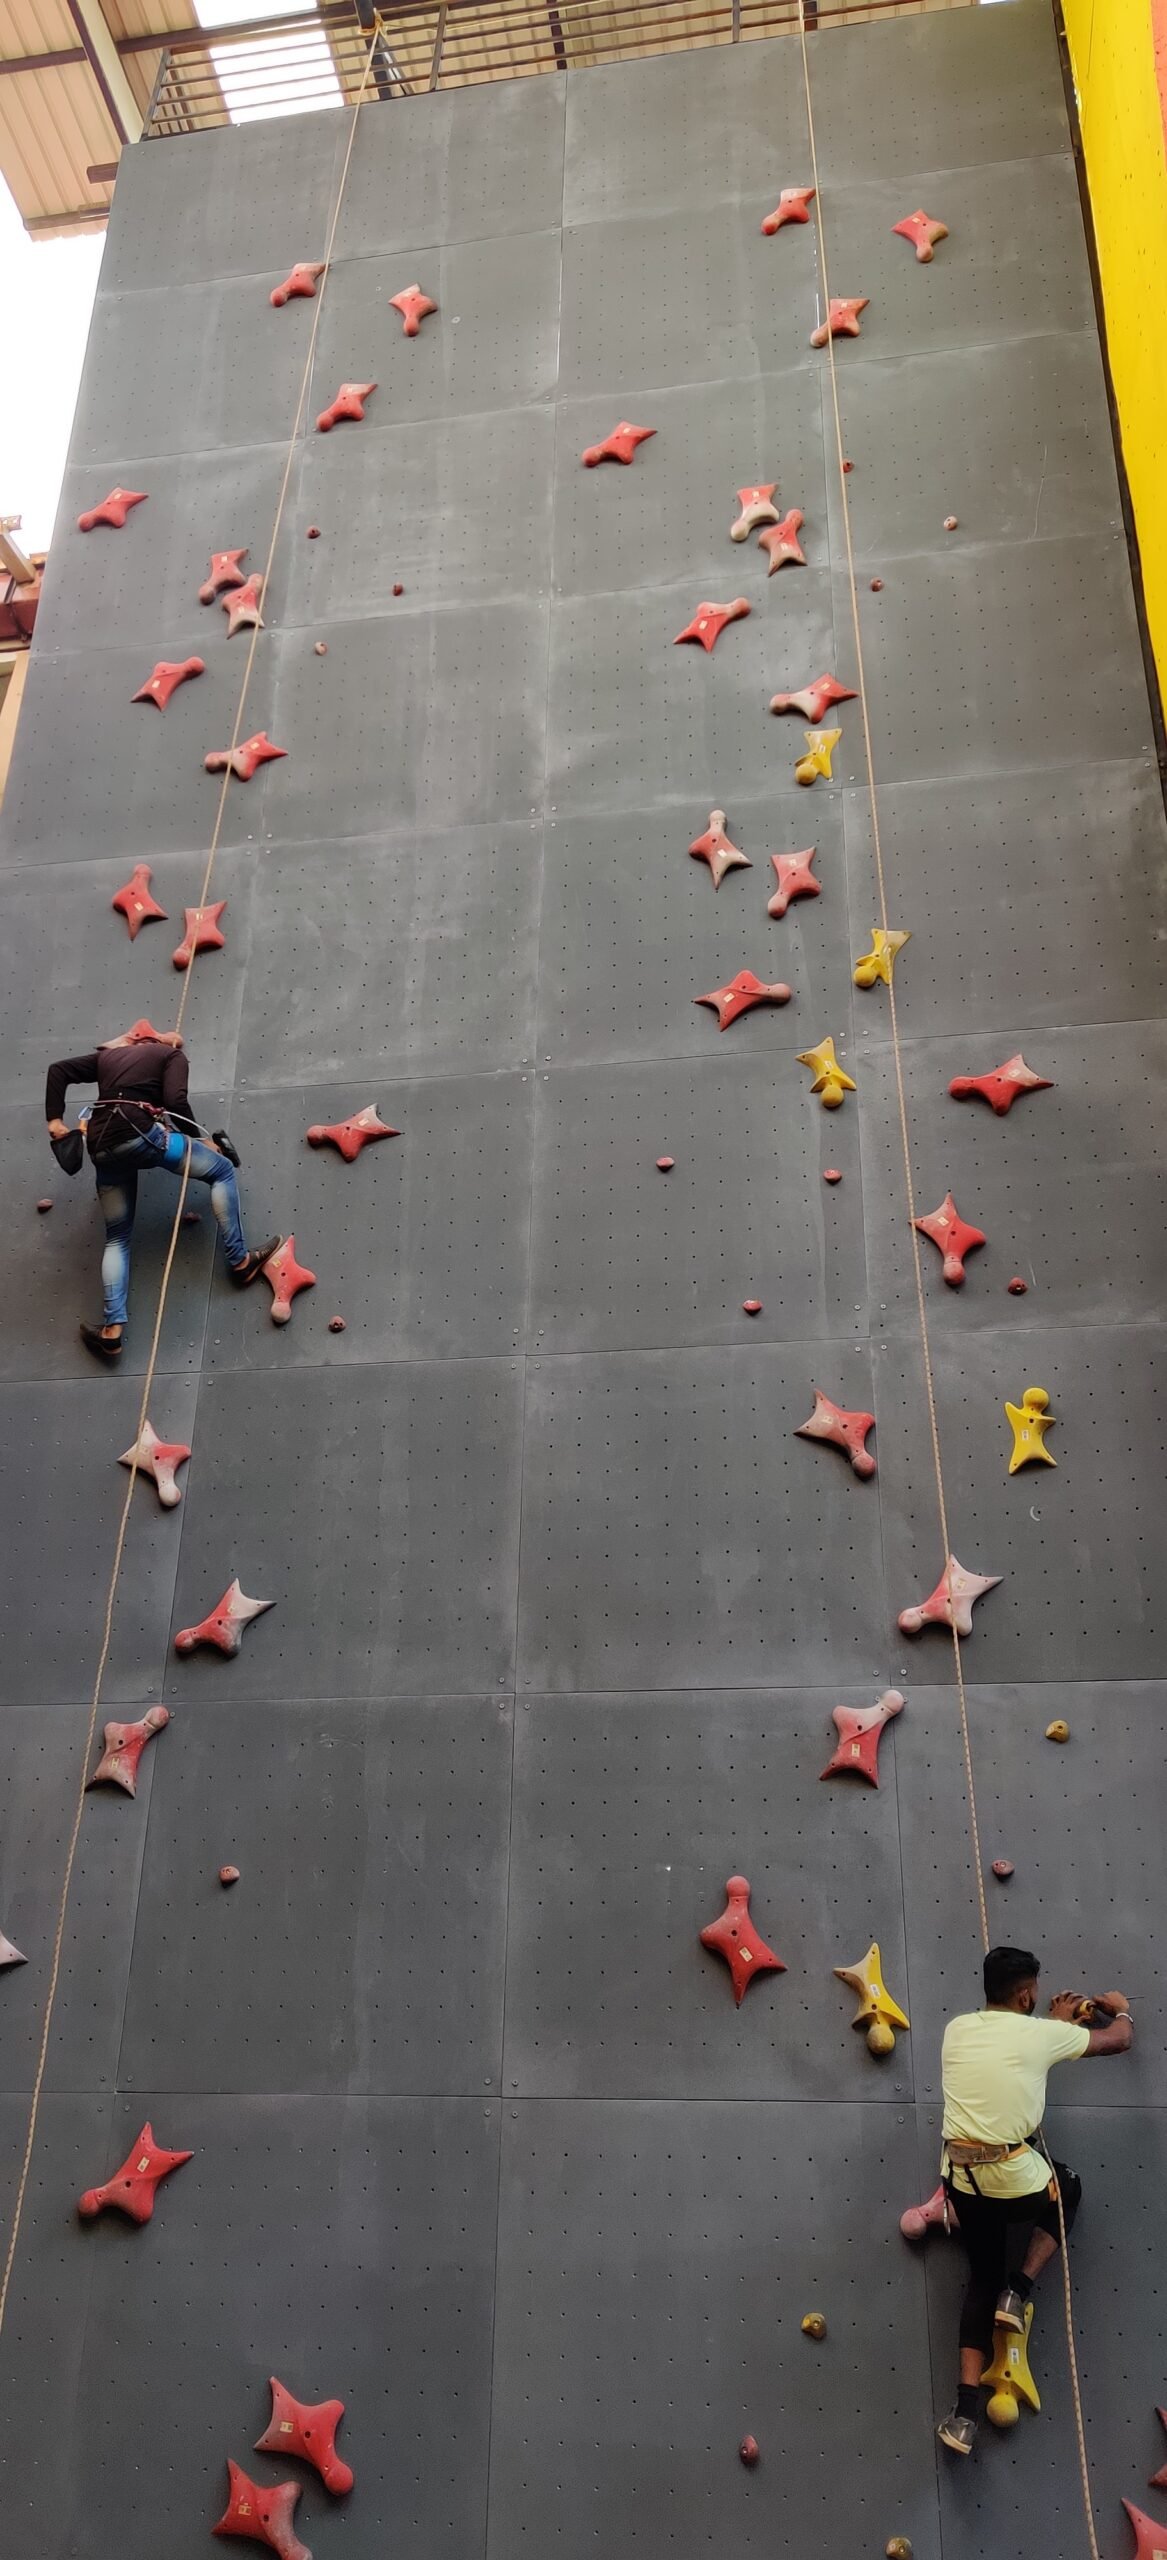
left=228, top=1236, right=282, bottom=1288
left=994, top=2286, right=1026, bottom=2334
left=79, top=1322, right=123, bottom=1363
left=937, top=2409, right=978, bottom=2456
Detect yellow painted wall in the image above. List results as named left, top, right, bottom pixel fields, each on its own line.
left=1061, top=0, right=1167, bottom=696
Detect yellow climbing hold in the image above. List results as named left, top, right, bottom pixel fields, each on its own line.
left=1046, top=1719, right=1070, bottom=1743
left=1005, top=1386, right=1057, bottom=1473
left=982, top=2300, right=1040, bottom=2423
left=853, top=926, right=910, bottom=989
left=798, top=1036, right=856, bottom=1109
left=795, top=726, right=842, bottom=786
left=801, top=2311, right=827, bottom=2340
left=886, top=2544, right=913, bottom=2560
left=834, top=1941, right=910, bottom=2039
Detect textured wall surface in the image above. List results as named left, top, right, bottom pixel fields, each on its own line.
left=1, top=6, right=1165, bottom=2556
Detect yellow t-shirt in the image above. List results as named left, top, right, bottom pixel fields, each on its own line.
left=941, top=2009, right=1091, bottom=2198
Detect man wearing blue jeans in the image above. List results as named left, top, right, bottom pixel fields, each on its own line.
left=46, top=1026, right=279, bottom=1362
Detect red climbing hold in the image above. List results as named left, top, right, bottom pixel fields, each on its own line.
left=175, top=1579, right=273, bottom=1658
left=914, top=1192, right=986, bottom=1287
left=199, top=548, right=249, bottom=604
left=1008, top=1276, right=1028, bottom=1296
left=392, top=581, right=404, bottom=595
left=948, top=1055, right=1053, bottom=1116
left=892, top=209, right=949, bottom=263
left=316, top=382, right=376, bottom=432
left=222, top=574, right=264, bottom=637
left=172, top=901, right=227, bottom=970
left=112, top=863, right=168, bottom=940
left=811, top=298, right=868, bottom=347
left=0, top=1931, right=27, bottom=1969
left=270, top=260, right=326, bottom=307
left=898, top=1556, right=1001, bottom=1639
left=900, top=2183, right=956, bottom=2241
left=823, top=1169, right=842, bottom=1185
left=76, top=487, right=147, bottom=532
left=739, top=2436, right=760, bottom=2466
left=78, top=2122, right=192, bottom=2223
left=255, top=2378, right=354, bottom=2496
left=820, top=1690, right=904, bottom=1787
left=119, top=1422, right=191, bottom=1509
left=1122, top=2500, right=1167, bottom=2560
left=674, top=597, right=751, bottom=653
left=991, top=1860, right=1014, bottom=1881
left=757, top=509, right=806, bottom=573
left=730, top=484, right=781, bottom=541
left=328, top=1316, right=346, bottom=1333
left=390, top=283, right=437, bottom=337
left=87, top=1705, right=169, bottom=1797
left=694, top=971, right=792, bottom=1031
left=213, top=2463, right=312, bottom=2560
left=796, top=1389, right=876, bottom=1478
left=124, top=1017, right=167, bottom=1042
left=220, top=1865, right=241, bottom=1885
left=769, top=674, right=857, bottom=723
left=36, top=1198, right=52, bottom=1213
left=581, top=421, right=656, bottom=467
left=263, top=1236, right=316, bottom=1326
left=204, top=732, right=286, bottom=781
left=132, top=657, right=204, bottom=710
left=700, top=1875, right=785, bottom=2005
left=767, top=846, right=819, bottom=918
left=306, top=526, right=321, bottom=540
left=742, top=1299, right=762, bottom=1316
left=761, top=185, right=815, bottom=234
left=305, top=1105, right=400, bottom=1161
left=689, top=808, right=751, bottom=890
left=656, top=1157, right=674, bottom=1172
left=1150, top=2409, right=1167, bottom=2490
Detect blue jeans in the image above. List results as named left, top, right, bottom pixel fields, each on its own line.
left=95, top=1124, right=249, bottom=1326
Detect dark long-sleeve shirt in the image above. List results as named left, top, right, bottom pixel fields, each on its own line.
left=45, top=1041, right=195, bottom=1132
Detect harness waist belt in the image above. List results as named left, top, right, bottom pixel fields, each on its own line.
left=944, top=2135, right=1035, bottom=2168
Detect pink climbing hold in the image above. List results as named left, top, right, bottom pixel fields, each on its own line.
left=76, top=487, right=146, bottom=532
left=914, top=1192, right=986, bottom=1287
left=730, top=484, right=781, bottom=541
left=255, top=2377, right=354, bottom=2496
left=36, top=1198, right=52, bottom=1213
left=172, top=902, right=227, bottom=970
left=757, top=509, right=806, bottom=573
left=220, top=1865, right=241, bottom=1885
left=87, top=1705, right=169, bottom=1797
left=581, top=421, right=656, bottom=467
left=390, top=283, right=437, bottom=336
left=898, top=1555, right=1002, bottom=1639
left=739, top=2434, right=760, bottom=2466
left=328, top=1316, right=346, bottom=1332
left=270, top=260, right=326, bottom=307
left=656, top=1157, right=674, bottom=1172
left=78, top=2122, right=192, bottom=2224
left=948, top=1055, right=1053, bottom=1116
left=175, top=1579, right=273, bottom=1658
left=119, top=1420, right=191, bottom=1507
left=991, top=1860, right=1014, bottom=1881
left=823, top=1169, right=842, bottom=1185
left=811, top=298, right=868, bottom=347
left=305, top=1105, right=400, bottom=1161
left=742, top=1299, right=762, bottom=1316
left=689, top=808, right=751, bottom=890
left=796, top=1389, right=876, bottom=1479
left=820, top=1690, right=904, bottom=1787
left=0, top=1931, right=27, bottom=1970
left=124, top=1017, right=167, bottom=1042
left=900, top=2182, right=956, bottom=2242
left=769, top=674, right=857, bottom=723
left=694, top=971, right=792, bottom=1032
left=761, top=185, right=815, bottom=234
left=112, top=864, right=167, bottom=940
left=132, top=657, right=204, bottom=710
left=316, top=381, right=377, bottom=432
left=263, top=1236, right=316, bottom=1326
left=767, top=847, right=819, bottom=918
left=674, top=597, right=751, bottom=653
left=700, top=1875, right=785, bottom=2006
left=222, top=574, right=264, bottom=637
left=892, top=209, right=949, bottom=263
left=213, top=2463, right=312, bottom=2560
left=1122, top=2501, right=1167, bottom=2560
left=204, top=732, right=286, bottom=781
left=199, top=547, right=249, bottom=604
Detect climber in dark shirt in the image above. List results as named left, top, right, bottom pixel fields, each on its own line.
left=45, top=1026, right=280, bottom=1362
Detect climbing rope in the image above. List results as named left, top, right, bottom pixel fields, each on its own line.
left=0, top=28, right=383, bottom=2351
left=793, top=11, right=1100, bottom=2552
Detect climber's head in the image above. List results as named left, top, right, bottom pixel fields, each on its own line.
left=983, top=1947, right=1040, bottom=2014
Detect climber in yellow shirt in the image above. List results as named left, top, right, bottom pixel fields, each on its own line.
left=936, top=1944, right=1134, bottom=2456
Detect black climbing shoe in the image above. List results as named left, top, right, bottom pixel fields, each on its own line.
left=228, top=1236, right=282, bottom=1288
left=994, top=2286, right=1026, bottom=2334
left=80, top=1322, right=123, bottom=1363
left=937, top=2409, right=978, bottom=2456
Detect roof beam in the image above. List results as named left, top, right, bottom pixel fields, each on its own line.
left=64, top=0, right=144, bottom=142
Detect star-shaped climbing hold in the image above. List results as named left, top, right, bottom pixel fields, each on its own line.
left=853, top=926, right=910, bottom=988
left=119, top=1419, right=191, bottom=1507
left=222, top=573, right=264, bottom=637
left=213, top=2463, right=312, bottom=2559
left=811, top=297, right=869, bottom=347
left=306, top=1105, right=400, bottom=1161
left=204, top=732, right=286, bottom=781
left=757, top=509, right=806, bottom=572
left=172, top=902, right=227, bottom=970
left=900, top=2181, right=954, bottom=2241
left=581, top=420, right=656, bottom=467
left=1123, top=2501, right=1167, bottom=2560
left=898, top=1555, right=1001, bottom=1638
left=835, top=1942, right=909, bottom=2036
left=689, top=808, right=751, bottom=890
left=174, top=1579, right=273, bottom=1658
left=1150, top=2409, right=1167, bottom=2492
left=255, top=2378, right=354, bottom=2496
left=132, top=656, right=205, bottom=711
left=914, top=1192, right=985, bottom=1286
left=112, top=863, right=167, bottom=940
left=199, top=548, right=249, bottom=604
left=795, top=728, right=842, bottom=786
left=0, top=1928, right=26, bottom=1969
left=694, top=970, right=791, bottom=1031
left=87, top=1705, right=169, bottom=1797
left=390, top=283, right=437, bottom=337
left=761, top=185, right=815, bottom=234
left=730, top=484, right=781, bottom=541
left=892, top=209, right=949, bottom=264
left=263, top=1236, right=316, bottom=1326
left=674, top=596, right=751, bottom=652
left=767, top=847, right=819, bottom=917
left=769, top=673, right=857, bottom=724
left=798, top=1037, right=855, bottom=1108
left=78, top=2122, right=192, bottom=2223
left=796, top=1388, right=876, bottom=1477
left=820, top=1690, right=904, bottom=1788
left=316, top=381, right=377, bottom=432
left=270, top=260, right=326, bottom=306
left=948, top=1054, right=1053, bottom=1116
left=1005, top=1386, right=1056, bottom=1474
left=700, top=1875, right=785, bottom=2005
left=76, top=487, right=147, bottom=532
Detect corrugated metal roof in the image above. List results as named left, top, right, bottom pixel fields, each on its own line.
left=0, top=0, right=198, bottom=233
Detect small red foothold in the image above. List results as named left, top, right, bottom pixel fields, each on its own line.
left=943, top=515, right=959, bottom=531
left=36, top=1197, right=52, bottom=1213
left=77, top=2122, right=192, bottom=2224
left=220, top=1866, right=240, bottom=1885
left=820, top=1690, right=904, bottom=1786
left=306, top=1105, right=399, bottom=1161
left=823, top=1169, right=842, bottom=1184
left=949, top=1054, right=1053, bottom=1116
left=757, top=508, right=806, bottom=573
left=739, top=2435, right=760, bottom=2466
left=263, top=1236, right=316, bottom=1326
left=656, top=1157, right=674, bottom=1172
left=132, top=656, right=204, bottom=710
left=256, top=2376, right=353, bottom=2496
left=87, top=1705, right=169, bottom=1796
left=390, top=282, right=437, bottom=336
left=797, top=1389, right=876, bottom=1478
left=689, top=808, right=751, bottom=890
left=1008, top=1276, right=1028, bottom=1295
left=213, top=2462, right=312, bottom=2559
left=900, top=2182, right=956, bottom=2241
left=700, top=1874, right=785, bottom=2005
left=694, top=971, right=792, bottom=1031
left=392, top=580, right=404, bottom=595
left=328, top=1316, right=346, bottom=1333
left=582, top=421, right=656, bottom=467
left=1150, top=2407, right=1167, bottom=2490
left=270, top=259, right=326, bottom=307
left=767, top=846, right=819, bottom=918
left=175, top=1579, right=273, bottom=1658
left=991, top=1859, right=1014, bottom=1880
left=914, top=1192, right=986, bottom=1287
left=316, top=381, right=376, bottom=432
left=307, top=526, right=321, bottom=539
left=183, top=1211, right=200, bottom=1226
left=199, top=548, right=249, bottom=604
left=768, top=673, right=857, bottom=724
left=742, top=1299, right=762, bottom=1316
left=113, top=863, right=168, bottom=939
left=674, top=596, right=750, bottom=653
left=811, top=297, right=868, bottom=347
left=870, top=577, right=884, bottom=592
left=204, top=731, right=286, bottom=782
left=172, top=901, right=227, bottom=971
left=314, top=642, right=328, bottom=656
left=761, top=184, right=815, bottom=234
left=119, top=1420, right=191, bottom=1508
left=842, top=460, right=854, bottom=473
left=222, top=573, right=264, bottom=637
left=893, top=209, right=949, bottom=263
left=76, top=486, right=147, bottom=532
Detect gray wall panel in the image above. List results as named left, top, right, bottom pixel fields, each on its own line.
left=332, top=72, right=566, bottom=257
left=69, top=278, right=315, bottom=464
left=561, top=199, right=819, bottom=397
left=818, top=157, right=1093, bottom=363
left=807, top=0, right=1070, bottom=179
left=100, top=113, right=345, bottom=294
left=309, top=230, right=562, bottom=426
left=39, top=445, right=298, bottom=659
left=0, top=2092, right=112, bottom=2560
left=287, top=402, right=555, bottom=619
left=563, top=37, right=809, bottom=225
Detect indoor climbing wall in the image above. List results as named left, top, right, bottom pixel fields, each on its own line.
left=1, top=4, right=1166, bottom=2556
